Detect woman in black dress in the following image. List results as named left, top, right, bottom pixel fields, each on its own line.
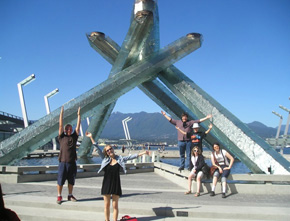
left=86, top=132, right=149, bottom=221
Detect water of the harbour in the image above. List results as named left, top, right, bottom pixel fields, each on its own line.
left=13, top=146, right=290, bottom=174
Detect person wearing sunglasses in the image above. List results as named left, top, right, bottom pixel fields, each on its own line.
left=184, top=146, right=206, bottom=197
left=161, top=110, right=212, bottom=172
left=85, top=131, right=149, bottom=221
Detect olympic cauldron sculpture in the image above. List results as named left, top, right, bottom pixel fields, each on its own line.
left=1, top=0, right=289, bottom=174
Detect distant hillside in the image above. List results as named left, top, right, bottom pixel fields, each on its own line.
left=101, top=112, right=177, bottom=143
left=246, top=121, right=277, bottom=139
left=96, top=112, right=283, bottom=142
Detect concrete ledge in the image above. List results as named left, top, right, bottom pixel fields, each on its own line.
left=0, top=162, right=154, bottom=183
left=154, top=162, right=290, bottom=195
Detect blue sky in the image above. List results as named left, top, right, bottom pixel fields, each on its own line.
left=1, top=0, right=289, bottom=128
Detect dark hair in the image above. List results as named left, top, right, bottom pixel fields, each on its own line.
left=213, top=142, right=220, bottom=148
left=181, top=112, right=188, bottom=118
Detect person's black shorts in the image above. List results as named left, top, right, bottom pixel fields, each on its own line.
left=57, top=162, right=77, bottom=186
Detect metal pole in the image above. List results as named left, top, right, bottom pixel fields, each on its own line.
left=17, top=74, right=35, bottom=128
left=279, top=105, right=290, bottom=136
left=124, top=117, right=132, bottom=147
left=279, top=105, right=290, bottom=155
left=122, top=117, right=130, bottom=140
left=44, top=88, right=59, bottom=150
left=17, top=83, right=28, bottom=127
left=125, top=117, right=132, bottom=140
left=272, top=111, right=283, bottom=139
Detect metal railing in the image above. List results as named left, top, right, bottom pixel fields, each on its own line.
left=0, top=111, right=23, bottom=120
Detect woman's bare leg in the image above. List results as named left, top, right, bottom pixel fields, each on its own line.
left=112, top=194, right=120, bottom=221
left=103, top=195, right=111, bottom=221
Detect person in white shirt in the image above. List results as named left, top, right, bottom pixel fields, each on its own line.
left=184, top=146, right=206, bottom=197
left=210, top=143, right=234, bottom=198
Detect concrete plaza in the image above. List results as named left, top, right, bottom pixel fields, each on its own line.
left=2, top=172, right=290, bottom=221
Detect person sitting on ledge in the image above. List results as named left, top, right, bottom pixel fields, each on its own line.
left=85, top=131, right=149, bottom=221
left=184, top=146, right=206, bottom=197
left=210, top=142, right=234, bottom=198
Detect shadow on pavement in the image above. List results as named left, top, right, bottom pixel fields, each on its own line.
left=122, top=192, right=162, bottom=198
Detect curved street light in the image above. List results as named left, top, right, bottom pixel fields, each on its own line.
left=279, top=105, right=290, bottom=136
left=17, top=74, right=35, bottom=128
left=272, top=111, right=283, bottom=139
left=44, top=88, right=59, bottom=150
left=44, top=88, right=59, bottom=114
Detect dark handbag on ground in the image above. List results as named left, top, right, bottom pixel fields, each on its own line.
left=120, top=215, right=138, bottom=221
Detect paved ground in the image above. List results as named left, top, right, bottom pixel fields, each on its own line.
left=2, top=172, right=290, bottom=221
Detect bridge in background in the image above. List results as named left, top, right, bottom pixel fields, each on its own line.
left=0, top=111, right=35, bottom=142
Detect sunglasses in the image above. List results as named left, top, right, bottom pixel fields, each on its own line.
left=106, top=147, right=113, bottom=153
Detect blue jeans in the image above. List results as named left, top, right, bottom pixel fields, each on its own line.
left=178, top=141, right=192, bottom=169
left=57, top=162, right=77, bottom=186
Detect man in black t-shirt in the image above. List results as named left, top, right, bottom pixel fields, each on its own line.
left=56, top=106, right=81, bottom=204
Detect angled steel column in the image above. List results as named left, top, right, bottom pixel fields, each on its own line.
left=0, top=33, right=201, bottom=165
left=77, top=9, right=154, bottom=158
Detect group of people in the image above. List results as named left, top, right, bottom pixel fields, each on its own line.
left=56, top=107, right=234, bottom=221
left=161, top=110, right=234, bottom=198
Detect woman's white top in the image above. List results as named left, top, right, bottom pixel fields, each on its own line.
left=212, top=149, right=229, bottom=166
left=191, top=155, right=198, bottom=169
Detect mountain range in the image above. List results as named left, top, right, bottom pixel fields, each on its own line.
left=87, top=112, right=288, bottom=143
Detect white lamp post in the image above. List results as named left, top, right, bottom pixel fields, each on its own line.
left=279, top=105, right=290, bottom=136
left=44, top=88, right=59, bottom=114
left=17, top=74, right=36, bottom=128
left=272, top=111, right=283, bottom=139
left=122, top=117, right=132, bottom=147
left=44, top=88, right=59, bottom=150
